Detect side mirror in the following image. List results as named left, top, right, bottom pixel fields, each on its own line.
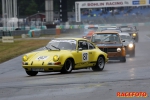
left=78, top=48, right=83, bottom=51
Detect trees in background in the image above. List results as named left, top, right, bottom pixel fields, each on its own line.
left=0, top=0, right=99, bottom=16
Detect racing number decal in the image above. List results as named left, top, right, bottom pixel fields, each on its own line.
left=82, top=52, right=88, bottom=61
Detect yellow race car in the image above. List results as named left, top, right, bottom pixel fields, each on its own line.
left=22, top=38, right=108, bottom=76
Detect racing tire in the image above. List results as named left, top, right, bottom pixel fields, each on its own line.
left=26, top=71, right=38, bottom=76
left=92, top=56, right=105, bottom=71
left=120, top=57, right=126, bottom=62
left=61, top=59, right=73, bottom=74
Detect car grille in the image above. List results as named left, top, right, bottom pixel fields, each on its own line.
left=100, top=48, right=117, bottom=53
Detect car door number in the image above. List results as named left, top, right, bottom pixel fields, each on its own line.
left=82, top=52, right=88, bottom=61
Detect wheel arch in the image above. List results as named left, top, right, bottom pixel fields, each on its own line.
left=98, top=54, right=105, bottom=62
left=61, top=55, right=75, bottom=67
left=67, top=57, right=75, bottom=69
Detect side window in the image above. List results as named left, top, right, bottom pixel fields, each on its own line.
left=78, top=41, right=88, bottom=50
left=88, top=42, right=95, bottom=49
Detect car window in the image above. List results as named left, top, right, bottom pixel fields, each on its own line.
left=78, top=41, right=88, bottom=50
left=92, top=33, right=121, bottom=43
left=120, top=35, right=132, bottom=40
left=120, top=27, right=133, bottom=31
left=46, top=39, right=76, bottom=50
left=88, top=42, right=95, bottom=49
left=101, top=29, right=121, bottom=33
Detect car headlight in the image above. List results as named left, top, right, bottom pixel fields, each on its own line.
left=129, top=43, right=133, bottom=48
left=53, top=55, right=59, bottom=62
left=133, top=33, right=136, bottom=37
left=117, top=48, right=121, bottom=52
left=23, top=55, right=28, bottom=61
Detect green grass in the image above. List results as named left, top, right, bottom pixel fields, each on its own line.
left=0, top=39, right=50, bottom=63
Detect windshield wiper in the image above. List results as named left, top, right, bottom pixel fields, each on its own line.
left=51, top=45, right=60, bottom=50
left=45, top=46, right=51, bottom=51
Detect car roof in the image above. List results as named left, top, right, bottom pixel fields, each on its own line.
left=119, top=32, right=130, bottom=36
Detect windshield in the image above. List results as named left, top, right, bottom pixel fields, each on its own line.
left=101, top=29, right=121, bottom=33
left=120, top=27, right=132, bottom=31
left=120, top=35, right=132, bottom=40
left=46, top=39, right=76, bottom=50
left=92, top=33, right=121, bottom=43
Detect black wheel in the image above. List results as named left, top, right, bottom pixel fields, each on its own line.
left=61, top=59, right=73, bottom=74
left=120, top=57, right=126, bottom=62
left=26, top=71, right=38, bottom=76
left=92, top=56, right=105, bottom=71
left=130, top=50, right=135, bottom=57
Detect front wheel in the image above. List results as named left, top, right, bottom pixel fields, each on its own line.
left=92, top=56, right=105, bottom=71
left=61, top=59, right=73, bottom=74
left=26, top=71, right=38, bottom=76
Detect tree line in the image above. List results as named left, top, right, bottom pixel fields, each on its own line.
left=0, top=0, right=100, bottom=17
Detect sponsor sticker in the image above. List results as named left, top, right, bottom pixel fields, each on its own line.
left=117, top=92, right=148, bottom=98
left=37, top=56, right=48, bottom=60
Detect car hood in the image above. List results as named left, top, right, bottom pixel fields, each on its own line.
left=27, top=50, right=71, bottom=63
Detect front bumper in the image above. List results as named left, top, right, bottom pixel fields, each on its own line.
left=22, top=65, right=63, bottom=72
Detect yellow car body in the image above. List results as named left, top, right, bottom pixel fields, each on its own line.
left=22, top=38, right=108, bottom=76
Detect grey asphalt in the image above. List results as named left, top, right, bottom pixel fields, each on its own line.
left=0, top=26, right=150, bottom=100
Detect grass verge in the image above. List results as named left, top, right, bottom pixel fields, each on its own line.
left=0, top=39, right=50, bottom=63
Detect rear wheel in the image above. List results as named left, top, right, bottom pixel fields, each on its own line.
left=92, top=56, right=105, bottom=71
left=61, top=59, right=73, bottom=74
left=26, top=71, right=38, bottom=76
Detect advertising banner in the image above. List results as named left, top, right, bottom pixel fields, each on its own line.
left=75, top=0, right=150, bottom=22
